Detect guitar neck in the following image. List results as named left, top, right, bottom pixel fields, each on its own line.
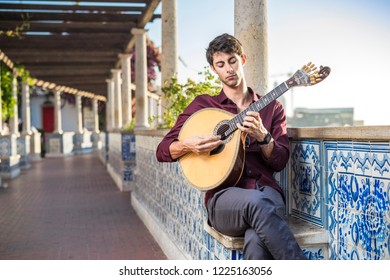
left=222, top=82, right=290, bottom=138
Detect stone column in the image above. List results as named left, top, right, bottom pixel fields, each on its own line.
left=161, top=0, right=178, bottom=86
left=234, top=0, right=268, bottom=95
left=73, top=94, right=92, bottom=154
left=93, top=98, right=99, bottom=134
left=0, top=73, right=20, bottom=178
left=92, top=98, right=101, bottom=149
left=161, top=0, right=178, bottom=124
left=131, top=28, right=149, bottom=129
left=76, top=94, right=83, bottom=134
left=106, top=78, right=114, bottom=131
left=19, top=82, right=31, bottom=168
left=54, top=90, right=63, bottom=133
left=21, top=82, right=31, bottom=135
left=9, top=74, right=19, bottom=135
left=111, top=69, right=122, bottom=130
left=119, top=54, right=132, bottom=127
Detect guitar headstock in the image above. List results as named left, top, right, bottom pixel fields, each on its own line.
left=286, top=62, right=331, bottom=88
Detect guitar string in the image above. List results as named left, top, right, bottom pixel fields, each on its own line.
left=216, top=82, right=289, bottom=138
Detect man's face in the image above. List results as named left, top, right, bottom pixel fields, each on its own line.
left=211, top=51, right=246, bottom=88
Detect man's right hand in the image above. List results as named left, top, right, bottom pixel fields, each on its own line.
left=169, top=135, right=223, bottom=160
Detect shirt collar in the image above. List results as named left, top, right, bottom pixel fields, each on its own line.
left=218, top=87, right=259, bottom=104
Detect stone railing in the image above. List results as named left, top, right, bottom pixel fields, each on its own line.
left=126, top=126, right=389, bottom=260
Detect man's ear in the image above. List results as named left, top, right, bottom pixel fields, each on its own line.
left=210, top=65, right=217, bottom=74
left=241, top=54, right=247, bottom=66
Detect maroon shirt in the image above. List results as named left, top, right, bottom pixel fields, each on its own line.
left=156, top=87, right=290, bottom=206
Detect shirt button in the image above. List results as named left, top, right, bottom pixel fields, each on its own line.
left=248, top=170, right=252, bottom=174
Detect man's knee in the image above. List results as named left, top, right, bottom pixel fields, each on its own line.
left=243, top=228, right=272, bottom=260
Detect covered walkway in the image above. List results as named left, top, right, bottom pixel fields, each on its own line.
left=0, top=154, right=167, bottom=260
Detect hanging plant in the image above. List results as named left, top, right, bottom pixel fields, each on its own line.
left=0, top=63, right=17, bottom=120
left=16, top=64, right=34, bottom=85
left=151, top=68, right=221, bottom=129
left=0, top=15, right=29, bottom=38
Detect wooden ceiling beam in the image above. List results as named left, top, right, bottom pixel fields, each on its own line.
left=26, top=63, right=114, bottom=72
left=62, top=84, right=107, bottom=91
left=27, top=0, right=150, bottom=3
left=0, top=40, right=125, bottom=50
left=3, top=49, right=119, bottom=57
left=0, top=4, right=146, bottom=13
left=43, top=76, right=109, bottom=85
left=0, top=21, right=135, bottom=34
left=10, top=56, right=117, bottom=64
left=0, top=12, right=141, bottom=22
left=29, top=68, right=110, bottom=77
left=9, top=33, right=132, bottom=41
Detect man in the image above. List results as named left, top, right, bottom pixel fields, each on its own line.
left=156, top=33, right=307, bottom=260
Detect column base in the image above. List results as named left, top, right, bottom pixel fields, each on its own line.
left=73, top=131, right=93, bottom=155
left=45, top=132, right=75, bottom=157
left=30, top=129, right=42, bottom=161
left=18, top=134, right=31, bottom=169
left=0, top=135, right=21, bottom=179
left=92, top=132, right=102, bottom=150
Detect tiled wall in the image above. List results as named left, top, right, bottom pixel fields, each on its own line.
left=289, top=140, right=390, bottom=260
left=106, top=132, right=136, bottom=191
left=130, top=132, right=390, bottom=260
left=0, top=135, right=20, bottom=178
left=133, top=135, right=241, bottom=260
left=132, top=135, right=335, bottom=259
left=325, top=141, right=390, bottom=260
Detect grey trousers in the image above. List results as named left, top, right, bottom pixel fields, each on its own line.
left=207, top=186, right=308, bottom=260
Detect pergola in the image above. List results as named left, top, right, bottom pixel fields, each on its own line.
left=0, top=0, right=161, bottom=98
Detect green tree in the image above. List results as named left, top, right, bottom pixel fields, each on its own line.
left=154, top=68, right=221, bottom=128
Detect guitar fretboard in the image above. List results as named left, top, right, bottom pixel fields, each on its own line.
left=221, top=82, right=290, bottom=138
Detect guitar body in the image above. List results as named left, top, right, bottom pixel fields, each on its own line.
left=178, top=108, right=245, bottom=191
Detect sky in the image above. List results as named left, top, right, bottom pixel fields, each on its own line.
left=146, top=0, right=390, bottom=126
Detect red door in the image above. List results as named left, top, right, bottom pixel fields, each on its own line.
left=42, top=106, right=54, bottom=133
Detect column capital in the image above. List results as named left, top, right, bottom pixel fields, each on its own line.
left=118, top=53, right=132, bottom=60
left=131, top=28, right=148, bottom=35
left=111, top=68, right=121, bottom=73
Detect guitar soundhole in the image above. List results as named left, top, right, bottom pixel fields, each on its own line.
left=210, top=144, right=225, bottom=155
left=210, top=121, right=233, bottom=156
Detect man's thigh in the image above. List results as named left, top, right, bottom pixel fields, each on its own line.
left=207, top=186, right=285, bottom=236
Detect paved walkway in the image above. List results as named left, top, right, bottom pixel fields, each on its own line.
left=0, top=154, right=167, bottom=260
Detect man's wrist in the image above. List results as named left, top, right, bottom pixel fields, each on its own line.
left=257, top=132, right=272, bottom=145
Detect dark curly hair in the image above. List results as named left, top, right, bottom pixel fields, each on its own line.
left=206, top=33, right=244, bottom=66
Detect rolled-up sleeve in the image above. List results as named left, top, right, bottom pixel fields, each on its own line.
left=263, top=100, right=290, bottom=171
left=156, top=95, right=209, bottom=162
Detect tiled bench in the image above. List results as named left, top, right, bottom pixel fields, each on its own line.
left=204, top=216, right=329, bottom=259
